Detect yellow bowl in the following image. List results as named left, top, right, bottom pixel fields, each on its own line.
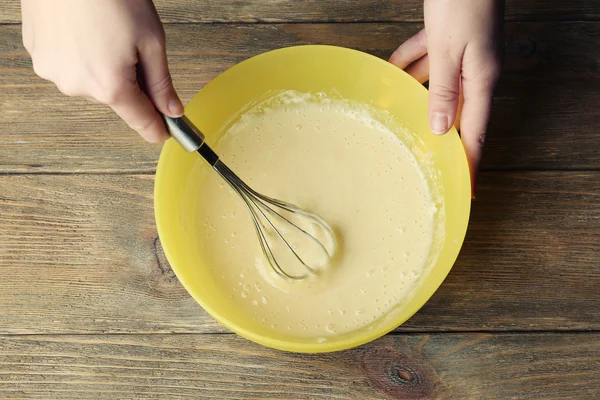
left=155, top=45, right=471, bottom=353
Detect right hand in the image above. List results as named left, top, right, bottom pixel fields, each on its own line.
left=21, top=0, right=183, bottom=143
left=389, top=0, right=503, bottom=195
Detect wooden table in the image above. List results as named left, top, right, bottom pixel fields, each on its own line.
left=1, top=1, right=599, bottom=398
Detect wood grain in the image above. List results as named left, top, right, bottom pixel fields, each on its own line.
left=0, top=174, right=222, bottom=334
left=0, top=333, right=598, bottom=399
left=1, top=22, right=599, bottom=173
left=2, top=0, right=600, bottom=23
left=0, top=172, right=598, bottom=334
left=2, top=1, right=599, bottom=396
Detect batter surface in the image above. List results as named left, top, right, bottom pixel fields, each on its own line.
left=194, top=92, right=437, bottom=338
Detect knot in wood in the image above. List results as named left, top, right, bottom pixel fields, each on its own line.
left=388, top=363, right=424, bottom=386
left=362, top=346, right=437, bottom=399
left=154, top=236, right=178, bottom=283
left=506, top=36, right=537, bottom=59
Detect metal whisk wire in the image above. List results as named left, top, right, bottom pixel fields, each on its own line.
left=215, top=161, right=334, bottom=279
left=163, top=115, right=336, bottom=280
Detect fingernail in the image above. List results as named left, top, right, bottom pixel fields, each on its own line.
left=431, top=113, right=449, bottom=135
left=168, top=96, right=184, bottom=117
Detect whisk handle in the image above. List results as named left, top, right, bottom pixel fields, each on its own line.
left=162, top=114, right=205, bottom=152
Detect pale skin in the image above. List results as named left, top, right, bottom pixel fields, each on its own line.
left=21, top=0, right=503, bottom=193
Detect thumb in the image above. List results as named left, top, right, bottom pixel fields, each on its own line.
left=137, top=40, right=183, bottom=118
left=427, top=48, right=462, bottom=135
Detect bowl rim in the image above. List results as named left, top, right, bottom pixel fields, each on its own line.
left=155, top=44, right=471, bottom=353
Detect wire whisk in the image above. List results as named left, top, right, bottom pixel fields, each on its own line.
left=163, top=115, right=337, bottom=280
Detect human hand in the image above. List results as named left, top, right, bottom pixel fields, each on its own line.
left=21, top=0, right=183, bottom=143
left=389, top=0, right=503, bottom=194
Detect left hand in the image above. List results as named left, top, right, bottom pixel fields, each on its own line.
left=389, top=0, right=504, bottom=195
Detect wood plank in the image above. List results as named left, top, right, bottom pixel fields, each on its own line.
left=0, top=172, right=598, bottom=334
left=1, top=22, right=599, bottom=173
left=1, top=0, right=600, bottom=23
left=0, top=174, right=222, bottom=334
left=410, top=171, right=600, bottom=331
left=0, top=333, right=599, bottom=399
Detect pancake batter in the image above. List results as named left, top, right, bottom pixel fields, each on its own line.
left=193, top=92, right=438, bottom=338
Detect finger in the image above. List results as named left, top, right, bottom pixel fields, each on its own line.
left=404, top=54, right=429, bottom=84
left=109, top=81, right=170, bottom=143
left=389, top=29, right=428, bottom=69
left=424, top=0, right=464, bottom=136
left=427, top=42, right=463, bottom=135
left=459, top=72, right=498, bottom=195
left=137, top=36, right=183, bottom=118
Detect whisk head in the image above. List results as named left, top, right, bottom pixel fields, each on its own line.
left=213, top=160, right=337, bottom=280
left=160, top=114, right=335, bottom=279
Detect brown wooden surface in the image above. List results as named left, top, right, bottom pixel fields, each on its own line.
left=1, top=22, right=599, bottom=173
left=0, top=333, right=599, bottom=399
left=1, top=0, right=599, bottom=398
left=2, top=0, right=600, bottom=23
